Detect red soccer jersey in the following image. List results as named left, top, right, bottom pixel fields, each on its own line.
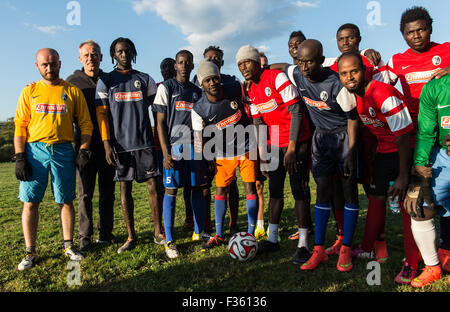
left=247, top=69, right=311, bottom=147
left=356, top=80, right=414, bottom=153
left=384, top=42, right=450, bottom=125
left=330, top=54, right=388, bottom=83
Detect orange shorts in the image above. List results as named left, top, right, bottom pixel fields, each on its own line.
left=215, top=154, right=257, bottom=187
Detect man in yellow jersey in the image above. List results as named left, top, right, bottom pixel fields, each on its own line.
left=14, top=48, right=93, bottom=270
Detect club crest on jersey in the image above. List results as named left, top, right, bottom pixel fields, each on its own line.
left=134, top=80, right=141, bottom=89
left=192, top=93, right=199, bottom=102
left=230, top=101, right=238, bottom=110
left=265, top=87, right=272, bottom=97
left=320, top=91, right=328, bottom=102
left=369, top=107, right=376, bottom=117
left=432, top=55, right=441, bottom=66
left=442, top=116, right=450, bottom=129
left=61, top=93, right=68, bottom=101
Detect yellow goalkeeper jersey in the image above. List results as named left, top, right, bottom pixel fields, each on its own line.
left=14, top=79, right=93, bottom=144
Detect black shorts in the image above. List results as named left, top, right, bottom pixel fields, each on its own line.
left=311, top=127, right=349, bottom=178
left=367, top=152, right=400, bottom=196
left=267, top=141, right=310, bottom=200
left=114, top=147, right=160, bottom=183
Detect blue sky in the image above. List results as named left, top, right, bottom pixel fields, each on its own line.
left=0, top=0, right=448, bottom=121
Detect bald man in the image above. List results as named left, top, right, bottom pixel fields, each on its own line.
left=14, top=48, right=93, bottom=270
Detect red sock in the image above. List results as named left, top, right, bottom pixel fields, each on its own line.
left=361, top=197, right=386, bottom=251
left=400, top=202, right=421, bottom=269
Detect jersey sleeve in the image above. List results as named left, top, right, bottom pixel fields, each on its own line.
left=72, top=86, right=93, bottom=136
left=274, top=71, right=299, bottom=106
left=384, top=56, right=399, bottom=85
left=380, top=94, right=413, bottom=136
left=14, top=86, right=32, bottom=137
left=191, top=108, right=205, bottom=131
left=335, top=83, right=357, bottom=115
left=414, top=81, right=438, bottom=166
left=147, top=75, right=157, bottom=97
left=152, top=83, right=169, bottom=113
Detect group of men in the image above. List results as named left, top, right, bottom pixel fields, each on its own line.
left=13, top=6, right=449, bottom=288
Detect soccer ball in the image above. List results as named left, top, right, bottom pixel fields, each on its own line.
left=228, top=232, right=258, bottom=261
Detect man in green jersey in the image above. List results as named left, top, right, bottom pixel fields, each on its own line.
left=404, top=74, right=450, bottom=287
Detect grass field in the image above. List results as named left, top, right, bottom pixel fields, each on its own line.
left=0, top=162, right=448, bottom=293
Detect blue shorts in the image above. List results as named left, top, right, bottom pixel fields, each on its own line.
left=19, top=142, right=76, bottom=204
left=429, top=147, right=450, bottom=217
left=163, top=144, right=207, bottom=189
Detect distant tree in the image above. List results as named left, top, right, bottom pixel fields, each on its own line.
left=0, top=117, right=15, bottom=162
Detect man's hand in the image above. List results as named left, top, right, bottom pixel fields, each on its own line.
left=442, top=134, right=450, bottom=156
left=15, top=152, right=32, bottom=181
left=404, top=185, right=421, bottom=218
left=259, top=158, right=270, bottom=179
left=103, top=141, right=118, bottom=166
left=363, top=49, right=381, bottom=66
left=343, top=150, right=356, bottom=179
left=430, top=66, right=450, bottom=80
left=163, top=154, right=175, bottom=170
left=283, top=147, right=297, bottom=175
left=387, top=174, right=409, bottom=201
left=76, top=148, right=92, bottom=173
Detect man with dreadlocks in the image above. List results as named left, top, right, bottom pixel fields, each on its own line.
left=95, top=37, right=164, bottom=253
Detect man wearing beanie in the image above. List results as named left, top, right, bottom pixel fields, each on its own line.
left=236, top=45, right=313, bottom=264
left=192, top=60, right=258, bottom=249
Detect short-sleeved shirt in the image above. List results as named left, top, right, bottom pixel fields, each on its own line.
left=328, top=54, right=390, bottom=83
left=95, top=69, right=157, bottom=153
left=289, top=66, right=357, bottom=131
left=384, top=42, right=450, bottom=124
left=355, top=80, right=414, bottom=153
left=152, top=78, right=202, bottom=145
left=247, top=69, right=311, bottom=147
left=192, top=81, right=254, bottom=157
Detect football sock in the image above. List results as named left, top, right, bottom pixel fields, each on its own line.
left=411, top=218, right=439, bottom=266
left=314, top=204, right=331, bottom=245
left=343, top=204, right=359, bottom=246
left=190, top=190, right=205, bottom=235
left=361, top=197, right=386, bottom=251
left=246, top=194, right=258, bottom=235
left=400, top=203, right=421, bottom=269
left=162, top=194, right=176, bottom=243
left=267, top=223, right=279, bottom=243
left=26, top=246, right=36, bottom=254
left=298, top=228, right=309, bottom=249
left=257, top=219, right=264, bottom=229
left=63, top=240, right=73, bottom=250
left=214, top=195, right=227, bottom=238
left=440, top=216, right=450, bottom=250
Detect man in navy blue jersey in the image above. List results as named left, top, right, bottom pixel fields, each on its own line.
left=153, top=50, right=207, bottom=259
left=95, top=37, right=163, bottom=254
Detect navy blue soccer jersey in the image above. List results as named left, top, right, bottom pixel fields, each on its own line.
left=95, top=69, right=157, bottom=153
left=192, top=81, right=254, bottom=158
left=290, top=66, right=357, bottom=131
left=192, top=73, right=240, bottom=87
left=152, top=78, right=202, bottom=145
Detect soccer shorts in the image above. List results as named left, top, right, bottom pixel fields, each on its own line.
left=267, top=141, right=310, bottom=200
left=311, top=126, right=350, bottom=178
left=429, top=147, right=450, bottom=217
left=215, top=153, right=257, bottom=188
left=114, top=147, right=160, bottom=183
left=19, top=142, right=76, bottom=204
left=163, top=144, right=207, bottom=189
left=356, top=125, right=377, bottom=185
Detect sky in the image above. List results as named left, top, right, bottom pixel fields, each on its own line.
left=0, top=0, right=449, bottom=121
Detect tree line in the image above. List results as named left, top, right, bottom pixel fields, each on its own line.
left=0, top=118, right=15, bottom=162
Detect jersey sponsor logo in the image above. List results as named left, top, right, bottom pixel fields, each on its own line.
left=320, top=91, right=328, bottom=102
left=432, top=55, right=442, bottom=66
left=216, top=110, right=241, bottom=130
left=255, top=99, right=278, bottom=113
left=405, top=69, right=439, bottom=84
left=360, top=115, right=385, bottom=128
left=35, top=103, right=67, bottom=114
left=303, top=96, right=330, bottom=110
left=441, top=116, right=450, bottom=129
left=114, top=91, right=143, bottom=102
left=175, top=101, right=193, bottom=111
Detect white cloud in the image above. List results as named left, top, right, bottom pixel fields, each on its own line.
left=295, top=1, right=318, bottom=8
left=25, top=24, right=70, bottom=35
left=131, top=0, right=305, bottom=69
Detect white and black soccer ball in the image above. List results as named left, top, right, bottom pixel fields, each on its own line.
left=228, top=232, right=258, bottom=261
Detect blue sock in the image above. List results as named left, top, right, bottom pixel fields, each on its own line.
left=246, top=194, right=258, bottom=235
left=314, top=203, right=331, bottom=245
left=214, top=195, right=227, bottom=238
left=162, top=194, right=176, bottom=243
left=343, top=203, right=359, bottom=246
left=191, top=190, right=205, bottom=234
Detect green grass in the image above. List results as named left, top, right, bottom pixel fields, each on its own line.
left=0, top=162, right=448, bottom=292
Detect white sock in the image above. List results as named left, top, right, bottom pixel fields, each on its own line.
left=257, top=219, right=264, bottom=229
left=297, top=228, right=309, bottom=250
left=267, top=223, right=279, bottom=243
left=411, top=218, right=439, bottom=266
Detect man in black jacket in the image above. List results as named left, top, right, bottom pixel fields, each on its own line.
left=67, top=40, right=116, bottom=252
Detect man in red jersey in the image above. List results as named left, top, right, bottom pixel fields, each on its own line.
left=383, top=6, right=450, bottom=285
